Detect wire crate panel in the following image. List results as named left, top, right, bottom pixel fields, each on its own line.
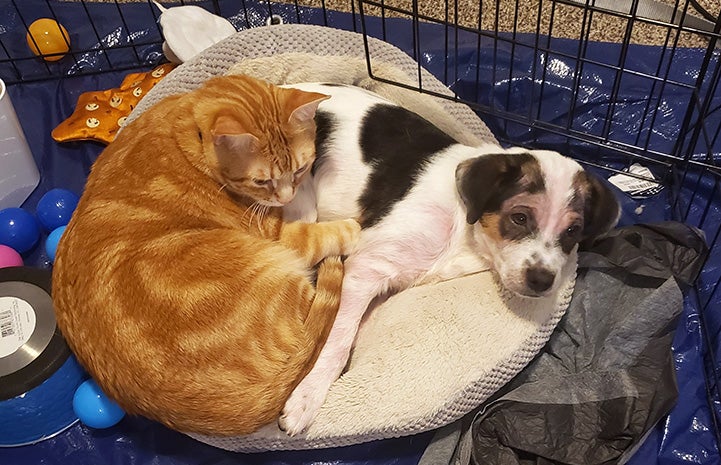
left=2, top=0, right=721, bottom=462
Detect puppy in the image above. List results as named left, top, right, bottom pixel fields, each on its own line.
left=279, top=83, right=620, bottom=435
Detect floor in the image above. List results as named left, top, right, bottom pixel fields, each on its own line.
left=76, top=0, right=720, bottom=46
left=303, top=0, right=719, bottom=47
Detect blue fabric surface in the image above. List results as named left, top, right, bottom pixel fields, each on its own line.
left=1, top=415, right=432, bottom=465
left=1, top=1, right=720, bottom=464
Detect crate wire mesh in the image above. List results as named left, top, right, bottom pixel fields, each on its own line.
left=2, top=0, right=721, bottom=460
left=1, top=0, right=369, bottom=84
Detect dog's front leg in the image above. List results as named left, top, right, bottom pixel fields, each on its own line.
left=278, top=251, right=392, bottom=436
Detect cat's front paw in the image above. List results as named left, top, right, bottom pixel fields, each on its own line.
left=278, top=372, right=331, bottom=436
left=337, top=218, right=361, bottom=256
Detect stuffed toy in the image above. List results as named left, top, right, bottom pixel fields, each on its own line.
left=52, top=63, right=176, bottom=145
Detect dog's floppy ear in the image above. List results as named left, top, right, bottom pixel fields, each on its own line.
left=576, top=170, right=621, bottom=240
left=455, top=152, right=542, bottom=224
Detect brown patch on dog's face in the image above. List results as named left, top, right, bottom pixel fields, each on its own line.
left=479, top=213, right=503, bottom=244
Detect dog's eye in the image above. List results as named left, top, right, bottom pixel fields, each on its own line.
left=565, top=225, right=581, bottom=236
left=510, top=213, right=527, bottom=226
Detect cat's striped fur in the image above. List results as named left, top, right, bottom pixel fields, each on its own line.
left=52, top=75, right=360, bottom=436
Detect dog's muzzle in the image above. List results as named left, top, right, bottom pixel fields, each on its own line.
left=525, top=266, right=555, bottom=295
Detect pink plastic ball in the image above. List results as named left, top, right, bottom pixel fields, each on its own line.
left=0, top=244, right=23, bottom=268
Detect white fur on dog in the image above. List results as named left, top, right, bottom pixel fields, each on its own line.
left=128, top=24, right=575, bottom=452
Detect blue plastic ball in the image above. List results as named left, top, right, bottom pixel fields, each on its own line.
left=0, top=207, right=40, bottom=253
left=35, top=188, right=79, bottom=231
left=72, top=379, right=125, bottom=429
left=45, top=225, right=67, bottom=263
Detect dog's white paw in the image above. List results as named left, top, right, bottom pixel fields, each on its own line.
left=278, top=376, right=329, bottom=436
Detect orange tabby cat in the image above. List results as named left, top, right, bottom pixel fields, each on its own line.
left=52, top=75, right=360, bottom=436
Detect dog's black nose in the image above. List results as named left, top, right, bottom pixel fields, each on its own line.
left=526, top=267, right=555, bottom=294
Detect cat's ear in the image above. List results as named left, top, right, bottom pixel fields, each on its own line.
left=286, top=90, right=330, bottom=123
left=212, top=114, right=246, bottom=137
left=214, top=132, right=259, bottom=155
left=212, top=115, right=259, bottom=154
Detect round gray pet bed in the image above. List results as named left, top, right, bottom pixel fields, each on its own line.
left=127, top=23, right=575, bottom=452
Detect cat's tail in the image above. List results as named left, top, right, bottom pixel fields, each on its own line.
left=303, top=256, right=344, bottom=359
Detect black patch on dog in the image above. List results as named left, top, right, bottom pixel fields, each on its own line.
left=558, top=223, right=583, bottom=254
left=555, top=191, right=585, bottom=254
left=358, top=104, right=457, bottom=227
left=312, top=110, right=336, bottom=176
left=573, top=171, right=621, bottom=242
left=457, top=153, right=545, bottom=224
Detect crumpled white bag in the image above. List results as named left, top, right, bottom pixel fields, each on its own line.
left=152, top=1, right=236, bottom=64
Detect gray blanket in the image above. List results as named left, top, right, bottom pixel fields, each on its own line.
left=420, top=222, right=708, bottom=465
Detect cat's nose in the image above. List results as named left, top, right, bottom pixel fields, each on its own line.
left=276, top=187, right=294, bottom=204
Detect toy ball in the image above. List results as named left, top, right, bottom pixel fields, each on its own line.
left=0, top=244, right=23, bottom=268
left=36, top=188, right=79, bottom=231
left=26, top=18, right=71, bottom=62
left=0, top=207, right=40, bottom=254
left=45, top=225, right=66, bottom=263
left=72, top=379, right=125, bottom=429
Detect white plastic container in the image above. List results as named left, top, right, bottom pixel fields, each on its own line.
left=0, top=78, right=40, bottom=209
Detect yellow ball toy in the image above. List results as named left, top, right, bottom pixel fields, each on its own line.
left=26, top=18, right=70, bottom=62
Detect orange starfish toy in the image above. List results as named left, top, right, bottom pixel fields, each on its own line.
left=52, top=63, right=176, bottom=145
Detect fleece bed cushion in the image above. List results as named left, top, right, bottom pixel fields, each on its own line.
left=126, top=23, right=576, bottom=452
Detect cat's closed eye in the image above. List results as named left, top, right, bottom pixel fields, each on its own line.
left=253, top=178, right=273, bottom=187
left=294, top=164, right=309, bottom=178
